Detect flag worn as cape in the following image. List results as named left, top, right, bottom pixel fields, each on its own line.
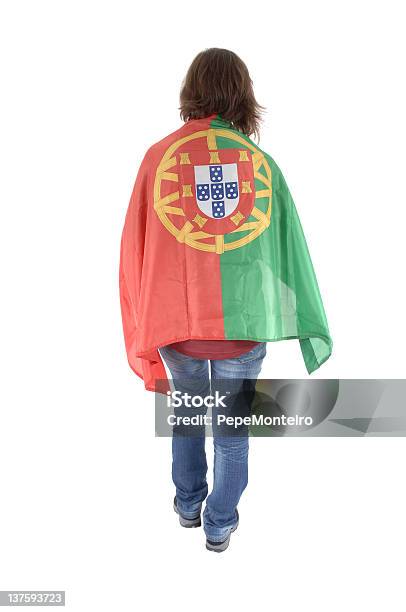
left=119, top=115, right=332, bottom=392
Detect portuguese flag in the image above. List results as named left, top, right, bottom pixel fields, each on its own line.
left=120, top=115, right=332, bottom=391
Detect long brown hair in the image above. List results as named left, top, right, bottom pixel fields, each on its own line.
left=180, top=48, right=264, bottom=141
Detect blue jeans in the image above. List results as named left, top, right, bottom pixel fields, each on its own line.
left=159, top=342, right=266, bottom=542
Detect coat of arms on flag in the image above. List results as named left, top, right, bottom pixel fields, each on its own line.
left=194, top=163, right=239, bottom=219
left=153, top=128, right=272, bottom=252
left=171, top=145, right=258, bottom=241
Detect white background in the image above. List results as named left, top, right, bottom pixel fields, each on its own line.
left=1, top=1, right=405, bottom=610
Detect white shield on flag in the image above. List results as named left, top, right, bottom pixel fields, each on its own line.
left=194, top=163, right=239, bottom=219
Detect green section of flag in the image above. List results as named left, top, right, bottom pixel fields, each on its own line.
left=211, top=116, right=332, bottom=373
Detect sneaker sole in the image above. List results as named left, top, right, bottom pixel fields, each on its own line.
left=173, top=500, right=201, bottom=528
left=206, top=521, right=239, bottom=552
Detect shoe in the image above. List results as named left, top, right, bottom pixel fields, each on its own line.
left=173, top=497, right=201, bottom=528
left=205, top=510, right=239, bottom=553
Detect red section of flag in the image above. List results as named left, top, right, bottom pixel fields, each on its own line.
left=119, top=117, right=226, bottom=392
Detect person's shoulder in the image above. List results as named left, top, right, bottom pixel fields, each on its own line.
left=251, top=143, right=281, bottom=176
left=143, top=122, right=188, bottom=163
left=233, top=131, right=281, bottom=174
left=242, top=136, right=289, bottom=193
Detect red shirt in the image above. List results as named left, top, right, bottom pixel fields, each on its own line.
left=167, top=339, right=259, bottom=360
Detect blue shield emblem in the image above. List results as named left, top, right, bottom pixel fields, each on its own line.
left=194, top=163, right=239, bottom=219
